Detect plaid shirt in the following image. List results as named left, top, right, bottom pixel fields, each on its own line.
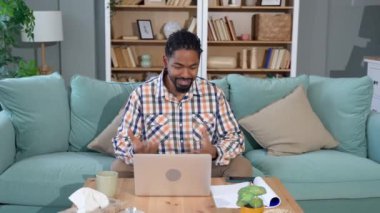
left=113, top=72, right=244, bottom=166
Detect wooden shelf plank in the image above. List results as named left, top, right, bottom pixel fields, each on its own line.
left=207, top=68, right=290, bottom=73
left=209, top=6, right=293, bottom=12
left=112, top=67, right=162, bottom=72
left=208, top=41, right=292, bottom=45
left=114, top=5, right=197, bottom=11
left=112, top=39, right=167, bottom=44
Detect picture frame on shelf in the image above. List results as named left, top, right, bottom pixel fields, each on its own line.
left=137, top=20, right=154, bottom=40
left=260, top=0, right=281, bottom=6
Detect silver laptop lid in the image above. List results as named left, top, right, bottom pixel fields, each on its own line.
left=134, top=154, right=211, bottom=196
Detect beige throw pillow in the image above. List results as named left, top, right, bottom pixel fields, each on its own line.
left=239, top=86, right=338, bottom=156
left=87, top=110, right=124, bottom=156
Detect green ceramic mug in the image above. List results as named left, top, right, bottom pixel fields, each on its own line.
left=96, top=171, right=118, bottom=197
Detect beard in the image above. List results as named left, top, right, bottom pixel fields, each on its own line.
left=168, top=73, right=194, bottom=93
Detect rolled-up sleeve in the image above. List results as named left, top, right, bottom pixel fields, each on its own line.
left=213, top=90, right=245, bottom=166
left=113, top=90, right=142, bottom=164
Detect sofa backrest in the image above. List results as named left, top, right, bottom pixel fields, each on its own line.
left=0, top=73, right=70, bottom=160
left=69, top=75, right=141, bottom=151
left=307, top=75, right=373, bottom=157
left=226, top=74, right=373, bottom=157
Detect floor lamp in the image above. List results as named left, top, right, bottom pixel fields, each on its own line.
left=21, top=11, right=63, bottom=75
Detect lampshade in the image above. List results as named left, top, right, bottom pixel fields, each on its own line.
left=21, top=11, right=63, bottom=42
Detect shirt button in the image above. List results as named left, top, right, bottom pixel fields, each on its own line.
left=180, top=140, right=183, bottom=143
left=179, top=123, right=183, bottom=127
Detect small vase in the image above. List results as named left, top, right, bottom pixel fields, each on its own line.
left=240, top=206, right=264, bottom=213
left=140, top=54, right=152, bottom=68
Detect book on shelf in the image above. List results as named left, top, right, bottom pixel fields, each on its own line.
left=270, top=48, right=279, bottom=70
left=249, top=47, right=258, bottom=69
left=121, top=47, right=132, bottom=68
left=240, top=48, right=248, bottom=69
left=216, top=19, right=227, bottom=40
left=215, top=19, right=224, bottom=40
left=168, top=0, right=188, bottom=6
left=208, top=19, right=217, bottom=41
left=225, top=16, right=237, bottom=41
left=186, top=16, right=197, bottom=34
left=111, top=47, right=118, bottom=68
left=263, top=48, right=272, bottom=69
left=114, top=47, right=127, bottom=68
left=121, top=0, right=142, bottom=5
left=120, top=35, right=139, bottom=40
left=275, top=48, right=285, bottom=69
left=221, top=18, right=232, bottom=41
left=126, top=47, right=137, bottom=68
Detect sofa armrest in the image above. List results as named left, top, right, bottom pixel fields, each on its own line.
left=0, top=110, right=16, bottom=174
left=368, top=112, right=380, bottom=163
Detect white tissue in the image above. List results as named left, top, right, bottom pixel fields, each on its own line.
left=69, top=187, right=109, bottom=213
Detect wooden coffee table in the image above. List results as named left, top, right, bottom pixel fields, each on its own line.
left=84, top=177, right=303, bottom=213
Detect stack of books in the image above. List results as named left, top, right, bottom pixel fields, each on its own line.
left=111, top=46, right=138, bottom=68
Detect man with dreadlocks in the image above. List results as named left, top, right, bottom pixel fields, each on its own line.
left=112, top=29, right=252, bottom=178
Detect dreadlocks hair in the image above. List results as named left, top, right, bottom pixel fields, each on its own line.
left=165, top=29, right=203, bottom=59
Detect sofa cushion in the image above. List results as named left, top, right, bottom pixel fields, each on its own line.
left=308, top=76, right=373, bottom=157
left=87, top=109, right=123, bottom=156
left=246, top=149, right=380, bottom=200
left=0, top=73, right=70, bottom=160
left=0, top=152, right=114, bottom=207
left=227, top=74, right=309, bottom=151
left=239, top=86, right=338, bottom=156
left=69, top=75, right=140, bottom=151
left=0, top=111, right=15, bottom=174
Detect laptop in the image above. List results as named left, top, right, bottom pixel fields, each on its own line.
left=133, top=154, right=211, bottom=196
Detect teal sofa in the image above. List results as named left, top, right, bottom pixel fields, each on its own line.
left=0, top=73, right=379, bottom=213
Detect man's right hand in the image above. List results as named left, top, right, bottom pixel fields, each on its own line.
left=128, top=130, right=159, bottom=154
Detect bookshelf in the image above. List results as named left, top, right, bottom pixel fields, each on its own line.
left=205, top=0, right=298, bottom=79
left=104, top=0, right=299, bottom=82
left=105, top=1, right=198, bottom=82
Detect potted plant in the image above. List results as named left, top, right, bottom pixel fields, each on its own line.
left=236, top=184, right=267, bottom=213
left=0, top=0, right=35, bottom=78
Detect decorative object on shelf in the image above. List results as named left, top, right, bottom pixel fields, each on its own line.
left=140, top=54, right=152, bottom=68
left=260, top=0, right=281, bottom=6
left=21, top=11, right=63, bottom=75
left=163, top=21, right=182, bottom=39
left=236, top=184, right=266, bottom=213
left=137, top=19, right=154, bottom=40
left=240, top=33, right=250, bottom=41
left=252, top=13, right=291, bottom=41
left=229, top=0, right=241, bottom=6
left=144, top=0, right=165, bottom=6
left=155, top=33, right=165, bottom=40
left=0, top=0, right=35, bottom=79
left=207, top=56, right=237, bottom=69
left=245, top=0, right=257, bottom=6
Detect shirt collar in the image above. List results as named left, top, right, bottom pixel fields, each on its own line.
left=156, top=70, right=202, bottom=100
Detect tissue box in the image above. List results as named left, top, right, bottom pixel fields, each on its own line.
left=252, top=13, right=292, bottom=41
